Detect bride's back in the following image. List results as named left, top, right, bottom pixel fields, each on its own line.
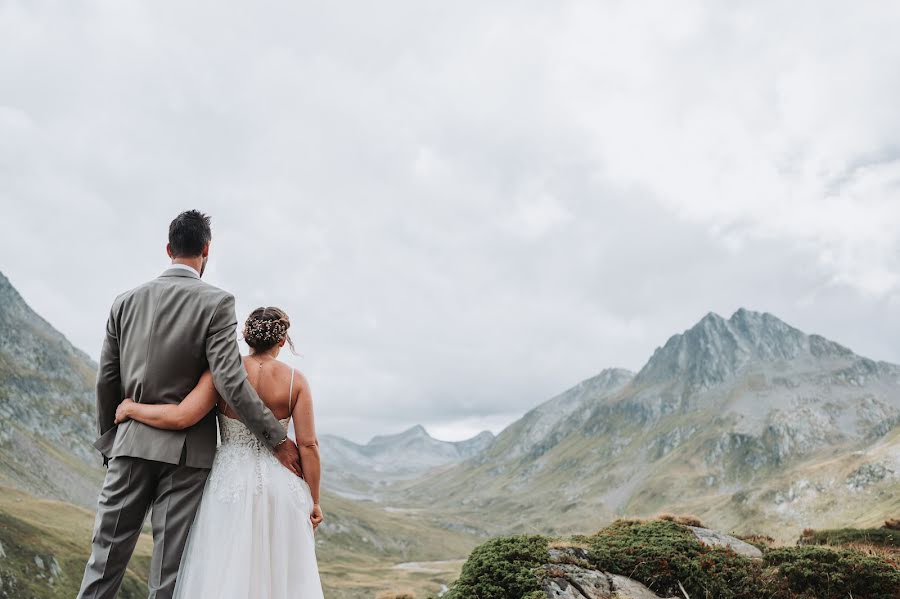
left=218, top=357, right=296, bottom=422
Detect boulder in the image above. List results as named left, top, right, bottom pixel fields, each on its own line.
left=687, top=526, right=762, bottom=558
left=542, top=563, right=676, bottom=599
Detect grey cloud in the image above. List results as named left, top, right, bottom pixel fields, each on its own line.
left=1, top=1, right=899, bottom=442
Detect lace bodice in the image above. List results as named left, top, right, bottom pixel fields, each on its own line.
left=218, top=414, right=290, bottom=452
left=210, top=414, right=308, bottom=504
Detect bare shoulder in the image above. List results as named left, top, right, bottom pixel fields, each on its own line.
left=254, top=358, right=305, bottom=390
left=292, top=368, right=311, bottom=391
left=289, top=368, right=312, bottom=405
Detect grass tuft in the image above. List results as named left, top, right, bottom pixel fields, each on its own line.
left=656, top=512, right=705, bottom=528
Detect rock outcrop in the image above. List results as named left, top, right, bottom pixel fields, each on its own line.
left=543, top=547, right=678, bottom=599
left=687, top=526, right=762, bottom=558
left=543, top=564, right=677, bottom=599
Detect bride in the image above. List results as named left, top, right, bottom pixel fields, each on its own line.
left=114, top=306, right=324, bottom=598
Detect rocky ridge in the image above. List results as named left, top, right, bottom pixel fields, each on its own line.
left=400, top=309, right=900, bottom=539
left=0, top=271, right=102, bottom=507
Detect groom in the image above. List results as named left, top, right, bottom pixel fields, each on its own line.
left=78, top=210, right=303, bottom=599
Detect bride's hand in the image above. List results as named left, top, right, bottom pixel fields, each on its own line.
left=310, top=504, right=323, bottom=531
left=115, top=398, right=135, bottom=424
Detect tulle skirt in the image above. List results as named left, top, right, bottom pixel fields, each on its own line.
left=173, top=440, right=324, bottom=599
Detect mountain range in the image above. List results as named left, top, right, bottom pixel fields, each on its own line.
left=320, top=425, right=493, bottom=499
left=395, top=308, right=900, bottom=540
left=2, top=267, right=899, bottom=597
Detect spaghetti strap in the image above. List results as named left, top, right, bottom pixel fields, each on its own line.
left=287, top=368, right=295, bottom=413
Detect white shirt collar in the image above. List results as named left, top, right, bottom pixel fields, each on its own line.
left=168, top=263, right=201, bottom=277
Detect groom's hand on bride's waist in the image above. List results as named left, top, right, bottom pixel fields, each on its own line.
left=273, top=437, right=303, bottom=477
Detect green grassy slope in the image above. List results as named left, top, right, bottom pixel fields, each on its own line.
left=0, top=486, right=152, bottom=599
left=0, top=485, right=480, bottom=599
left=315, top=492, right=481, bottom=598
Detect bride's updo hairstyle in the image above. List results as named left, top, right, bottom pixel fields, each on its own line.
left=242, top=307, right=295, bottom=353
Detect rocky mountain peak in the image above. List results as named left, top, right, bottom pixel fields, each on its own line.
left=727, top=308, right=809, bottom=360
left=634, top=309, right=857, bottom=389
left=455, top=430, right=496, bottom=457
left=369, top=424, right=431, bottom=446
left=0, top=271, right=93, bottom=367
left=587, top=367, right=635, bottom=390
left=0, top=270, right=31, bottom=320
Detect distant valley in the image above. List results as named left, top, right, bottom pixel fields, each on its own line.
left=320, top=425, right=493, bottom=500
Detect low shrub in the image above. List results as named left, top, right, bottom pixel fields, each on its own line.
left=799, top=527, right=900, bottom=548
left=737, top=533, right=776, bottom=550
left=440, top=535, right=548, bottom=599
left=765, top=546, right=900, bottom=599
left=443, top=521, right=900, bottom=599
left=885, top=518, right=900, bottom=531
left=586, top=519, right=704, bottom=593
left=585, top=519, right=787, bottom=599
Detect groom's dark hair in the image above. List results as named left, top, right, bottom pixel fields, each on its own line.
left=168, top=210, right=212, bottom=257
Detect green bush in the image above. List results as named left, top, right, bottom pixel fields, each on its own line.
left=800, top=527, right=900, bottom=548
left=440, top=535, right=548, bottom=599
left=586, top=519, right=704, bottom=593
left=442, top=521, right=900, bottom=599
left=585, top=519, right=788, bottom=599
left=765, top=546, right=900, bottom=599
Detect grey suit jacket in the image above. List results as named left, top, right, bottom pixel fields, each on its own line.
left=93, top=267, right=286, bottom=468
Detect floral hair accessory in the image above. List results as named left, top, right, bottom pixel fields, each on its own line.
left=243, top=317, right=288, bottom=344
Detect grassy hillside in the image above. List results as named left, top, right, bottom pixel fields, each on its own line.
left=0, top=486, right=152, bottom=599
left=395, top=416, right=900, bottom=543
left=0, top=485, right=479, bottom=599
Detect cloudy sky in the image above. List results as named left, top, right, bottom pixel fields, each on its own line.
left=2, top=1, right=899, bottom=443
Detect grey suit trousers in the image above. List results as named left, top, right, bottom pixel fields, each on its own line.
left=78, top=456, right=209, bottom=599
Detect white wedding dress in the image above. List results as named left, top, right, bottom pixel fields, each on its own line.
left=173, top=375, right=323, bottom=598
